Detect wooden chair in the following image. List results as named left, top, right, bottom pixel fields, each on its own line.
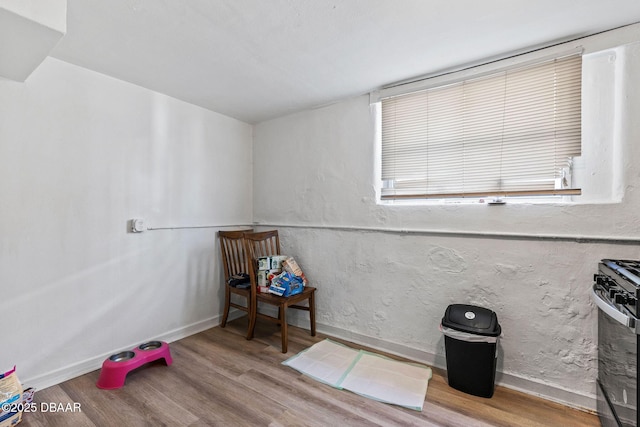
left=244, top=230, right=316, bottom=353
left=218, top=230, right=254, bottom=339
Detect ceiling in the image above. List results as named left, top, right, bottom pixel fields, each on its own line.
left=51, top=0, right=640, bottom=124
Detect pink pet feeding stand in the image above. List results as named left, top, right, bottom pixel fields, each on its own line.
left=96, top=341, right=172, bottom=389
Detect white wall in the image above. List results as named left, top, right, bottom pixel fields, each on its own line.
left=0, top=57, right=252, bottom=389
left=253, top=41, right=640, bottom=409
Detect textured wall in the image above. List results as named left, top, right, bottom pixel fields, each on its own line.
left=277, top=228, right=637, bottom=400
left=0, top=57, right=252, bottom=388
left=253, top=42, right=640, bottom=408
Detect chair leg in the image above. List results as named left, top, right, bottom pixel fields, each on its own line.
left=309, top=292, right=316, bottom=337
left=247, top=297, right=257, bottom=340
left=221, top=286, right=231, bottom=328
left=280, top=304, right=288, bottom=353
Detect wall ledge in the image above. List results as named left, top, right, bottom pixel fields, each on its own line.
left=255, top=222, right=640, bottom=245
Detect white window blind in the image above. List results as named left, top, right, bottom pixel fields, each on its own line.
left=380, top=54, right=582, bottom=200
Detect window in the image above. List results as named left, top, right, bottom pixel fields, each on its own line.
left=379, top=54, right=582, bottom=201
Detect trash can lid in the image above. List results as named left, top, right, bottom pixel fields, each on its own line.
left=441, top=304, right=501, bottom=337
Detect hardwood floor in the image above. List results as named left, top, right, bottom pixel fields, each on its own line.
left=20, top=318, right=599, bottom=426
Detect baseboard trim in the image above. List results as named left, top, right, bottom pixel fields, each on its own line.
left=26, top=315, right=225, bottom=392
left=312, top=321, right=596, bottom=413
left=28, top=312, right=596, bottom=413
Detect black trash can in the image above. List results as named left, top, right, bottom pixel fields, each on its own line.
left=441, top=304, right=501, bottom=398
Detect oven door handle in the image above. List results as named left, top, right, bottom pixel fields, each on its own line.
left=591, top=285, right=637, bottom=330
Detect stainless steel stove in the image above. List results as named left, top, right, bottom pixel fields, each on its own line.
left=593, top=259, right=640, bottom=427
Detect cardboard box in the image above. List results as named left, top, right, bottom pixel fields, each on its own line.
left=258, top=257, right=271, bottom=270
left=257, top=270, right=269, bottom=287
left=270, top=255, right=289, bottom=270
left=268, top=272, right=304, bottom=297
left=282, top=257, right=308, bottom=285
left=258, top=255, right=289, bottom=271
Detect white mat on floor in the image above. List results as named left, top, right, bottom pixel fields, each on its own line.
left=283, top=339, right=432, bottom=411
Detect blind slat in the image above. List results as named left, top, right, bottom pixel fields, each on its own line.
left=381, top=55, right=582, bottom=199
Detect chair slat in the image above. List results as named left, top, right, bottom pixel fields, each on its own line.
left=218, top=230, right=254, bottom=338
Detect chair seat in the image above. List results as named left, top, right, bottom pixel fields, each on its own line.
left=256, top=286, right=316, bottom=305
left=229, top=286, right=251, bottom=296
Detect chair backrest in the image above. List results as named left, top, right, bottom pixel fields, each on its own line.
left=219, top=230, right=252, bottom=282
left=244, top=230, right=281, bottom=261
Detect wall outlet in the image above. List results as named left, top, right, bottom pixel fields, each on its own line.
left=130, top=218, right=145, bottom=233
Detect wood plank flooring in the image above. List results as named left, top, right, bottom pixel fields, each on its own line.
left=20, top=318, right=599, bottom=426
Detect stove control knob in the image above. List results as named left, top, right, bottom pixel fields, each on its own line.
left=595, top=275, right=612, bottom=290
left=615, top=293, right=629, bottom=305
left=610, top=288, right=619, bottom=299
